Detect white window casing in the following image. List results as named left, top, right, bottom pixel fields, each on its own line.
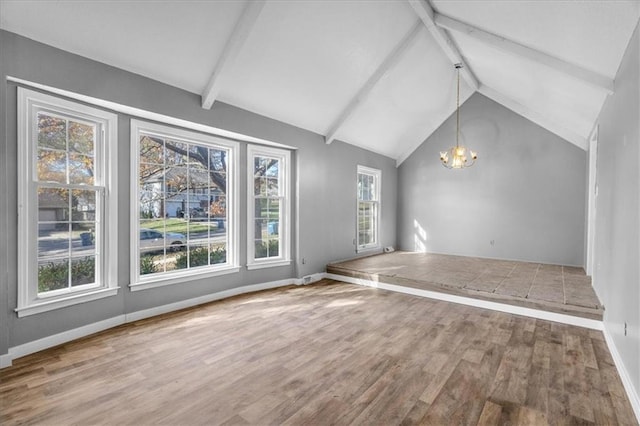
left=17, top=88, right=119, bottom=317
left=356, top=165, right=381, bottom=252
left=130, top=120, right=239, bottom=291
left=247, top=145, right=291, bottom=269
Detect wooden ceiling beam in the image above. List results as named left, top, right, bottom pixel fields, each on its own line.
left=201, top=1, right=266, bottom=109
left=435, top=13, right=614, bottom=95
left=407, top=0, right=479, bottom=91
left=325, top=21, right=423, bottom=145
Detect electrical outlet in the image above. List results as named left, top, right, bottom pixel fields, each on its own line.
left=301, top=258, right=306, bottom=264
left=490, top=240, right=495, bottom=246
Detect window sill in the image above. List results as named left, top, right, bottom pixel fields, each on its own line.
left=15, top=287, right=120, bottom=318
left=246, top=259, right=292, bottom=270
left=130, top=265, right=240, bottom=292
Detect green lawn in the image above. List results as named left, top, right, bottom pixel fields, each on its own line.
left=142, top=218, right=213, bottom=234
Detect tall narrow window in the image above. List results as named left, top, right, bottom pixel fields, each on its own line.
left=247, top=146, right=291, bottom=269
left=17, top=88, right=118, bottom=316
left=130, top=120, right=238, bottom=290
left=357, top=165, right=381, bottom=251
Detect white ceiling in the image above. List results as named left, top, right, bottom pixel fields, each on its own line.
left=1, top=0, right=639, bottom=165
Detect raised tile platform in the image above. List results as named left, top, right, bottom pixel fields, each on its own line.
left=327, top=251, right=603, bottom=321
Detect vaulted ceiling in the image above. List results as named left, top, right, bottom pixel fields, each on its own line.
left=1, top=0, right=639, bottom=165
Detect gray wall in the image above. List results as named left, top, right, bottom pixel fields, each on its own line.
left=397, top=93, right=587, bottom=266
left=0, top=30, right=397, bottom=354
left=593, top=21, right=640, bottom=403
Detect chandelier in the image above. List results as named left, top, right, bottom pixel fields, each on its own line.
left=440, top=63, right=477, bottom=169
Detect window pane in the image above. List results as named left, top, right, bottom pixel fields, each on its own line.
left=38, top=150, right=67, bottom=183
left=38, top=258, right=69, bottom=293
left=69, top=153, right=94, bottom=185
left=255, top=240, right=268, bottom=259
left=39, top=187, right=70, bottom=221
left=187, top=221, right=208, bottom=243
left=71, top=256, right=95, bottom=286
left=210, top=149, right=227, bottom=172
left=72, top=223, right=95, bottom=256
left=268, top=239, right=279, bottom=257
left=187, top=144, right=209, bottom=166
left=69, top=121, right=94, bottom=155
left=71, top=190, right=96, bottom=221
left=140, top=252, right=161, bottom=275
left=188, top=245, right=209, bottom=268
left=254, top=177, right=266, bottom=196
left=210, top=243, right=227, bottom=264
left=38, top=223, right=69, bottom=259
left=140, top=136, right=164, bottom=165
left=267, top=178, right=279, bottom=196
left=265, top=159, right=279, bottom=177
left=38, top=114, right=66, bottom=150
left=165, top=140, right=188, bottom=165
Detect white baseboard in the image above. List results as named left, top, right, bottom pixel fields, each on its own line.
left=603, top=327, right=640, bottom=423
left=126, top=279, right=296, bottom=322
left=8, top=316, right=126, bottom=361
left=0, top=353, right=12, bottom=369
left=325, top=273, right=603, bottom=330
left=2, top=278, right=301, bottom=368
left=295, top=272, right=325, bottom=285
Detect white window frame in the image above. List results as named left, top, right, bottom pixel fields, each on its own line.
left=16, top=88, right=119, bottom=317
left=356, top=165, right=381, bottom=252
left=247, top=145, right=291, bottom=269
left=130, top=120, right=239, bottom=291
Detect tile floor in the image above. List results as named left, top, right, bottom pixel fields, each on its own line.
left=327, top=251, right=603, bottom=320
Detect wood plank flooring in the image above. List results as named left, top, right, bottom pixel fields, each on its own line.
left=1, top=280, right=635, bottom=425
left=327, top=252, right=604, bottom=320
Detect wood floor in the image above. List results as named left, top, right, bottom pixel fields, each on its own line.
left=328, top=252, right=603, bottom=320
left=1, top=280, right=635, bottom=425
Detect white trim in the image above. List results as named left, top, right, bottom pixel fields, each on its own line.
left=7, top=315, right=126, bottom=362
left=7, top=76, right=295, bottom=151
left=0, top=353, right=12, bottom=369
left=201, top=0, right=267, bottom=109
left=325, top=273, right=603, bottom=330
left=16, top=88, right=119, bottom=315
left=247, top=145, right=292, bottom=268
left=603, top=327, right=640, bottom=423
left=246, top=260, right=292, bottom=270
left=2, top=278, right=303, bottom=368
left=130, top=119, right=240, bottom=289
left=325, top=22, right=423, bottom=145
left=586, top=126, right=599, bottom=276
left=15, top=287, right=120, bottom=318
